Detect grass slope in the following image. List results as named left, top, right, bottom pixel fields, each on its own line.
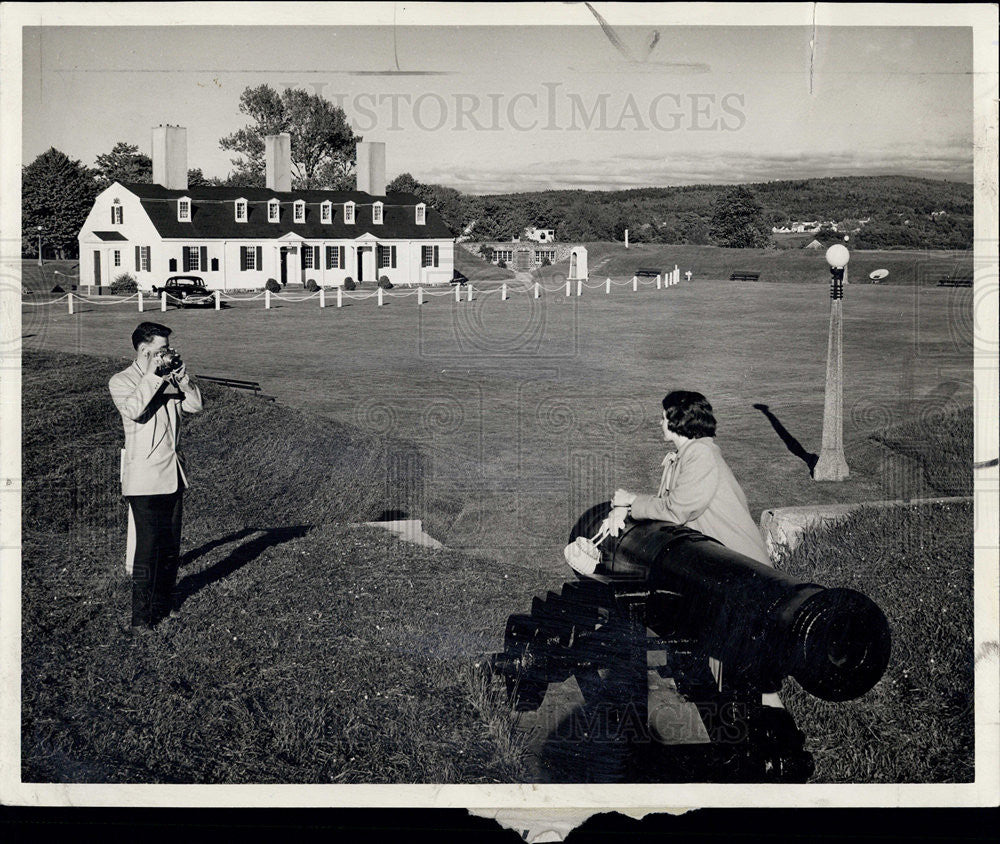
left=779, top=500, right=974, bottom=782
left=22, top=350, right=548, bottom=783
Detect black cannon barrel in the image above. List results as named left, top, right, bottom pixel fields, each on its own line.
left=569, top=502, right=891, bottom=702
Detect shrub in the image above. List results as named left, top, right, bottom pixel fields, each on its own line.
left=541, top=257, right=552, bottom=267
left=497, top=259, right=507, bottom=269
left=305, top=279, right=319, bottom=292
left=264, top=278, right=281, bottom=293
left=109, top=273, right=137, bottom=295
left=377, top=275, right=393, bottom=290
left=343, top=277, right=356, bottom=291
left=480, top=245, right=494, bottom=262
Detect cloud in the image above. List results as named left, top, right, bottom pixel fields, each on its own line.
left=417, top=145, right=973, bottom=194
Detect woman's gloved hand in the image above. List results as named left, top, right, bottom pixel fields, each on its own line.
left=611, top=489, right=636, bottom=508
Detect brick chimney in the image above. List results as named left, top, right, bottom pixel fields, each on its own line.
left=356, top=141, right=386, bottom=196
left=265, top=133, right=292, bottom=192
left=151, top=125, right=188, bottom=190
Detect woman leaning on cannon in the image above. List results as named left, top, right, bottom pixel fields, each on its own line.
left=612, top=390, right=783, bottom=708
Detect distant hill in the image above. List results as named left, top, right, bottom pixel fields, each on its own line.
left=415, top=175, right=973, bottom=250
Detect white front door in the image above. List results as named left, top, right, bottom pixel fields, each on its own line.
left=285, top=246, right=301, bottom=286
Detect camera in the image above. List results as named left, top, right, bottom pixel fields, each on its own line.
left=154, top=348, right=183, bottom=377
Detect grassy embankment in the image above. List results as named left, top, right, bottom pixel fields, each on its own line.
left=779, top=404, right=974, bottom=782
left=22, top=349, right=548, bottom=783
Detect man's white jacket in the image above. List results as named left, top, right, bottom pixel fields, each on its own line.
left=109, top=361, right=203, bottom=496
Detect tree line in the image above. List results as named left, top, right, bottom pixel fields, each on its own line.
left=23, top=83, right=973, bottom=258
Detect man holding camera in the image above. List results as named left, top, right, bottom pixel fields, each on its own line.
left=109, top=322, right=202, bottom=630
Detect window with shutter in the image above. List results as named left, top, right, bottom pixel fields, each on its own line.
left=135, top=245, right=141, bottom=271
left=141, top=247, right=151, bottom=272
left=256, top=246, right=263, bottom=270
left=434, top=245, right=440, bottom=267
left=339, top=246, right=345, bottom=268
left=200, top=246, right=208, bottom=271
left=391, top=245, right=397, bottom=268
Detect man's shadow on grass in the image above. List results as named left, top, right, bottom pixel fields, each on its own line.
left=753, top=403, right=818, bottom=476
left=174, top=525, right=311, bottom=610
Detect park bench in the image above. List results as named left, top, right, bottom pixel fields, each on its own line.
left=729, top=271, right=761, bottom=282
left=634, top=268, right=662, bottom=278
left=936, top=276, right=973, bottom=287
left=198, top=375, right=275, bottom=401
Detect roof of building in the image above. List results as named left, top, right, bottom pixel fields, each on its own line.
left=117, top=182, right=453, bottom=240
left=92, top=230, right=129, bottom=241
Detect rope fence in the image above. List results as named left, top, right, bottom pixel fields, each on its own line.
left=21, top=267, right=687, bottom=315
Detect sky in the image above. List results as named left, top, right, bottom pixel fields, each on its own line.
left=21, top=21, right=973, bottom=194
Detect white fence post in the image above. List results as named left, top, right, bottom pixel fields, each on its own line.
left=337, top=287, right=343, bottom=308
left=320, top=288, right=325, bottom=308
left=161, top=290, right=167, bottom=311
left=534, top=282, right=540, bottom=299
left=265, top=289, right=271, bottom=309
left=455, top=284, right=461, bottom=302
left=565, top=280, right=571, bottom=297
left=656, top=274, right=662, bottom=290
left=501, top=282, right=507, bottom=301
left=632, top=275, right=638, bottom=291
left=418, top=286, right=424, bottom=305
left=215, top=290, right=221, bottom=310
left=467, top=284, right=473, bottom=302
left=605, top=277, right=611, bottom=294
left=378, top=287, right=384, bottom=307
left=67, top=293, right=74, bottom=315
left=138, top=292, right=144, bottom=312
left=576, top=279, right=582, bottom=297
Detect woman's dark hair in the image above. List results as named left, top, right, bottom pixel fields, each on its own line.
left=662, top=391, right=717, bottom=438
left=131, top=321, right=171, bottom=350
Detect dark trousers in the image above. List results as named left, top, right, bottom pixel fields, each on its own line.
left=127, top=485, right=183, bottom=628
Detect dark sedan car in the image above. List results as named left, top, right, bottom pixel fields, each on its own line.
left=151, top=275, right=215, bottom=307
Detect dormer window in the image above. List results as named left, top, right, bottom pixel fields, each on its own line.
left=372, top=201, right=384, bottom=225
left=235, top=198, right=248, bottom=222
left=344, top=201, right=355, bottom=224
left=415, top=203, right=426, bottom=225
left=177, top=197, right=191, bottom=222
left=321, top=201, right=332, bottom=224
left=293, top=200, right=305, bottom=224
left=268, top=199, right=280, bottom=223
left=111, top=199, right=124, bottom=225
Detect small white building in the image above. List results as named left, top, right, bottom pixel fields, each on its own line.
left=78, top=127, right=455, bottom=289
left=523, top=227, right=556, bottom=243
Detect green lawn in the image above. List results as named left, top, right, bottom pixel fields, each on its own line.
left=20, top=256, right=976, bottom=782
left=537, top=243, right=972, bottom=286
left=22, top=266, right=973, bottom=571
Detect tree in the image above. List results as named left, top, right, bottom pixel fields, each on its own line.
left=22, top=148, right=99, bottom=259
left=220, top=84, right=360, bottom=188
left=709, top=185, right=770, bottom=248
left=386, top=172, right=422, bottom=196
left=93, top=142, right=152, bottom=188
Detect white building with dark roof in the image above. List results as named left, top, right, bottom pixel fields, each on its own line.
left=78, top=127, right=455, bottom=289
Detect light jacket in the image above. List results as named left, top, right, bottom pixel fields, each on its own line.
left=109, top=361, right=203, bottom=496
left=629, top=437, right=771, bottom=566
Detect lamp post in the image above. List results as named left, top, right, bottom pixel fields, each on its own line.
left=36, top=226, right=43, bottom=267
left=814, top=243, right=850, bottom=481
